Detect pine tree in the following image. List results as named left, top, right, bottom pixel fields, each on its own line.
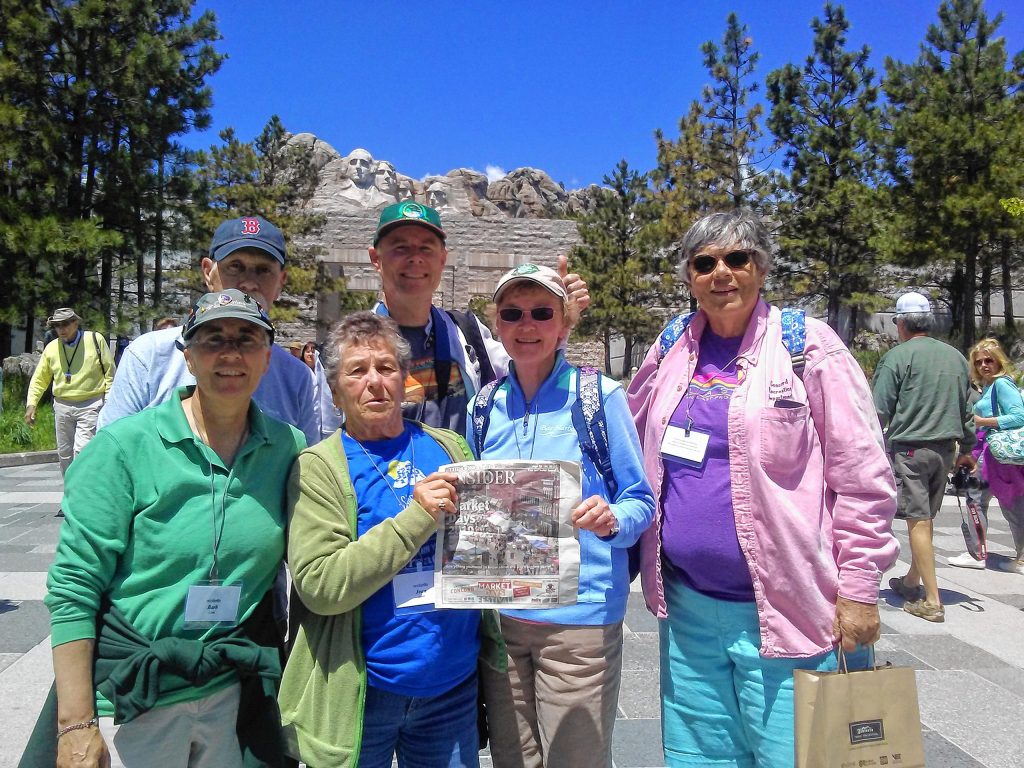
left=766, top=3, right=885, bottom=338
left=880, top=0, right=1024, bottom=347
left=571, top=161, right=670, bottom=373
left=653, top=12, right=774, bottom=284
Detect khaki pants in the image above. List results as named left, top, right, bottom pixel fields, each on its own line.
left=98, top=683, right=242, bottom=768
left=481, top=617, right=623, bottom=768
left=53, top=395, right=103, bottom=477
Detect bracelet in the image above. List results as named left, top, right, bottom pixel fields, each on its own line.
left=56, top=717, right=98, bottom=739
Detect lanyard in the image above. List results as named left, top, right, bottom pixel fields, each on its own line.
left=60, top=331, right=84, bottom=382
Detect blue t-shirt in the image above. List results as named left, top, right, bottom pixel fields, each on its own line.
left=660, top=329, right=754, bottom=602
left=342, top=423, right=479, bottom=696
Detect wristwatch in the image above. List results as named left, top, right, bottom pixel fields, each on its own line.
left=607, top=518, right=620, bottom=538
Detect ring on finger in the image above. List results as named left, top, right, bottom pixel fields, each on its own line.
left=438, top=499, right=446, bottom=511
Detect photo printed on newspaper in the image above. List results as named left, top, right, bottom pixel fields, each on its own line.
left=434, top=460, right=582, bottom=609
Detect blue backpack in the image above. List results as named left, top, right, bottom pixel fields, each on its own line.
left=472, top=366, right=618, bottom=497
left=656, top=307, right=807, bottom=376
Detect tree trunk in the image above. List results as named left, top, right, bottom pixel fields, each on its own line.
left=1001, top=238, right=1015, bottom=330
left=154, top=155, right=166, bottom=312
left=623, top=336, right=634, bottom=379
left=603, top=329, right=612, bottom=375
left=979, top=259, right=992, bottom=332
left=962, top=237, right=977, bottom=348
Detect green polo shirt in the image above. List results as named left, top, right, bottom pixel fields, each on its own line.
left=46, top=387, right=305, bottom=715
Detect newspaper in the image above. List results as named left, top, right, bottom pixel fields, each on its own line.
left=434, top=460, right=581, bottom=609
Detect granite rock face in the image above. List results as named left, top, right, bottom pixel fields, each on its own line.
left=288, top=137, right=600, bottom=218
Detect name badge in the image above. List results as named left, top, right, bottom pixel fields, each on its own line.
left=183, top=581, right=242, bottom=629
left=661, top=423, right=711, bottom=468
left=393, top=571, right=437, bottom=615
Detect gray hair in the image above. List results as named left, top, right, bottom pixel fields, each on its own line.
left=680, top=210, right=773, bottom=286
left=321, top=311, right=412, bottom=390
left=899, top=312, right=933, bottom=334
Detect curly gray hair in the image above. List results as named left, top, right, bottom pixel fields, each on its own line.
left=680, top=210, right=773, bottom=286
left=321, top=311, right=412, bottom=393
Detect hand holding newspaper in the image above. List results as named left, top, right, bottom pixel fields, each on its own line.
left=433, top=460, right=582, bottom=609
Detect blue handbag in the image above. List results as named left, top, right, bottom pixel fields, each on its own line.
left=986, top=379, right=1024, bottom=465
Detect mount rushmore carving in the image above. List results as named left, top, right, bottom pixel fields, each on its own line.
left=288, top=134, right=600, bottom=219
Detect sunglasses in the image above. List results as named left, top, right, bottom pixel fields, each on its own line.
left=691, top=250, right=752, bottom=275
left=498, top=307, right=556, bottom=323
left=188, top=335, right=267, bottom=354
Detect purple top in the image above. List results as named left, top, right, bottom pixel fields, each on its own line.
left=660, top=328, right=753, bottom=602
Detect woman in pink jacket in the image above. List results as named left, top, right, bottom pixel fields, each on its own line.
left=626, top=210, right=899, bottom=767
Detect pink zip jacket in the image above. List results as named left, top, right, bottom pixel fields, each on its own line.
left=627, top=300, right=898, bottom=658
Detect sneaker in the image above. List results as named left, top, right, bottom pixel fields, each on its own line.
left=904, top=599, right=944, bottom=622
left=888, top=575, right=924, bottom=602
left=947, top=552, right=986, bottom=569
left=1013, top=559, right=1024, bottom=575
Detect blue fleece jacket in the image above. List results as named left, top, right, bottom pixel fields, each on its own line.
left=466, top=353, right=655, bottom=625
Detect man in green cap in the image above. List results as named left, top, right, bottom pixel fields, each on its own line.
left=368, top=201, right=589, bottom=434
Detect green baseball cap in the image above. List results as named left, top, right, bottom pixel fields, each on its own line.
left=373, top=201, right=446, bottom=246
left=182, top=289, right=275, bottom=342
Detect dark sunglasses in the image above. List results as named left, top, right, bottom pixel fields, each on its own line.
left=691, top=250, right=753, bottom=275
left=498, top=307, right=556, bottom=323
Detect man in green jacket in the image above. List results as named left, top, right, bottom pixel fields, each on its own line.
left=873, top=291, right=974, bottom=623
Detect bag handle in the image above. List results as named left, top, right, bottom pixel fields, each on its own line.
left=836, top=644, right=877, bottom=674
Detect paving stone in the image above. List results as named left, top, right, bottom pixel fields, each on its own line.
left=896, top=635, right=1016, bottom=672
left=610, top=718, right=664, bottom=768
left=916, top=669, right=1024, bottom=767
left=969, top=666, right=1024, bottom=699
left=872, top=646, right=936, bottom=671
left=617, top=669, right=661, bottom=719
left=0, top=553, right=56, bottom=572
left=0, top=600, right=50, bottom=653
left=922, top=730, right=988, bottom=767
left=0, top=652, right=19, bottom=674
left=623, top=597, right=659, bottom=634
left=621, top=632, right=659, bottom=672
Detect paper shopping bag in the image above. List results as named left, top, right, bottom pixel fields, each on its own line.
left=794, top=654, right=925, bottom=768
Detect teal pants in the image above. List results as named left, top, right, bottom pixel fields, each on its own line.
left=660, top=578, right=866, bottom=767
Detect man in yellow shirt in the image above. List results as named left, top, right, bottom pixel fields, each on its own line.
left=25, top=307, right=115, bottom=477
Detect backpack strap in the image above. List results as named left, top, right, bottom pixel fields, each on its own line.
left=471, top=376, right=506, bottom=457
left=779, top=307, right=806, bottom=378
left=91, top=331, right=107, bottom=377
left=571, top=367, right=618, bottom=498
left=656, top=307, right=807, bottom=378
left=447, top=309, right=497, bottom=387
left=657, top=312, right=695, bottom=363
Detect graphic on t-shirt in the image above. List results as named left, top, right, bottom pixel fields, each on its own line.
left=403, top=356, right=466, bottom=407
left=687, top=366, right=744, bottom=401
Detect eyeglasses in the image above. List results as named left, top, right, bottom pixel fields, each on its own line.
left=975, top=357, right=996, bottom=366
left=498, top=307, right=557, bottom=323
left=188, top=336, right=266, bottom=354
left=691, top=250, right=753, bottom=275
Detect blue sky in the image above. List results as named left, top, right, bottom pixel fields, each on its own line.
left=184, top=1, right=1023, bottom=189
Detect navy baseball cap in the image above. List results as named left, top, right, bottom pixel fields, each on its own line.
left=209, top=216, right=287, bottom=264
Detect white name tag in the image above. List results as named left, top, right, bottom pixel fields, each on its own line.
left=393, top=571, right=437, bottom=615
left=660, top=424, right=711, bottom=468
left=183, top=581, right=242, bottom=629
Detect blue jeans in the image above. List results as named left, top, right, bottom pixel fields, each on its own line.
left=660, top=578, right=867, bottom=768
left=358, top=670, right=480, bottom=768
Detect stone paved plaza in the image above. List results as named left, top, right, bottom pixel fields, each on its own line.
left=2, top=458, right=1023, bottom=767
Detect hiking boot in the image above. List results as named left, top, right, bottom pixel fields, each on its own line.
left=888, top=575, right=924, bottom=602
left=904, top=599, right=944, bottom=622
left=948, top=552, right=985, bottom=569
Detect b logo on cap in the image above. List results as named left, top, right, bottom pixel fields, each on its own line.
left=241, top=217, right=261, bottom=235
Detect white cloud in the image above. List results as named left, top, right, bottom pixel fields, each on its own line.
left=485, top=164, right=507, bottom=182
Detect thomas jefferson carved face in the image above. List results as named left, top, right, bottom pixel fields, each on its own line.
left=374, top=162, right=398, bottom=195
left=427, top=182, right=449, bottom=209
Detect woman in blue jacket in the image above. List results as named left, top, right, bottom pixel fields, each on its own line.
left=470, top=263, right=655, bottom=768
left=969, top=338, right=1024, bottom=572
